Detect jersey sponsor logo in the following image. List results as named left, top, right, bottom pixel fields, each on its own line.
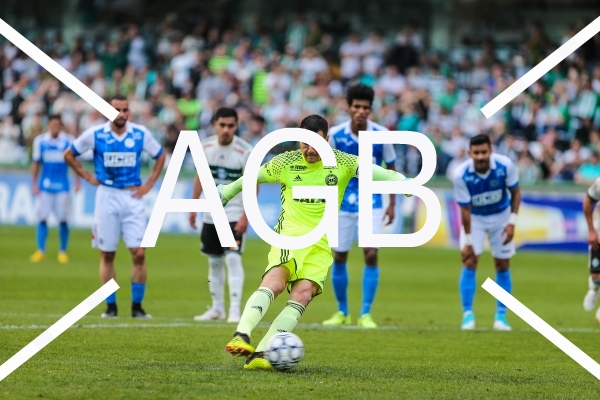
left=124, top=138, right=135, bottom=148
left=293, top=175, right=302, bottom=182
left=290, top=165, right=307, bottom=171
left=471, top=189, right=503, bottom=206
left=293, top=198, right=326, bottom=203
left=42, top=150, right=66, bottom=163
left=325, top=173, right=338, bottom=186
left=103, top=152, right=137, bottom=167
left=210, top=165, right=243, bottom=181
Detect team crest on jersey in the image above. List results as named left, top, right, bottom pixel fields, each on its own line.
left=325, top=173, right=338, bottom=186
left=490, top=180, right=499, bottom=187
left=124, top=138, right=135, bottom=148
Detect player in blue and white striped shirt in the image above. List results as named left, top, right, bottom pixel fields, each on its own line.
left=30, top=115, right=80, bottom=263
left=322, top=84, right=397, bottom=329
left=64, top=94, right=166, bottom=319
left=452, top=134, right=521, bottom=331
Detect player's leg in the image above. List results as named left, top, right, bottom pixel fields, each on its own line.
left=94, top=191, right=121, bottom=317
left=245, top=245, right=325, bottom=370
left=100, top=250, right=118, bottom=317
left=225, top=255, right=291, bottom=357
left=55, top=191, right=70, bottom=263
left=323, top=211, right=355, bottom=325
left=122, top=195, right=151, bottom=319
left=195, top=223, right=226, bottom=321
left=358, top=208, right=385, bottom=329
left=245, top=279, right=318, bottom=370
left=584, top=246, right=600, bottom=314
left=30, top=192, right=51, bottom=262
left=224, top=222, right=245, bottom=323
left=458, top=222, right=484, bottom=330
left=489, top=224, right=516, bottom=331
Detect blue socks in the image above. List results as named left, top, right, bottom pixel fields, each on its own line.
left=59, top=222, right=69, bottom=252
left=36, top=221, right=69, bottom=253
left=106, top=292, right=117, bottom=305
left=332, top=263, right=380, bottom=316
left=459, top=267, right=477, bottom=313
left=495, top=269, right=512, bottom=316
left=36, top=221, right=48, bottom=252
left=361, top=266, right=379, bottom=316
left=105, top=283, right=146, bottom=306
left=332, top=262, right=349, bottom=315
left=131, top=282, right=146, bottom=305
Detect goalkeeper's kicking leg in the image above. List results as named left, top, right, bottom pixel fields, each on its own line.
left=224, top=266, right=317, bottom=366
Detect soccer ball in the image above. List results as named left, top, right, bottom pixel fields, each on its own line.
left=264, top=332, right=304, bottom=370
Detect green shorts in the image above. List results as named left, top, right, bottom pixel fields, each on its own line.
left=265, top=243, right=333, bottom=296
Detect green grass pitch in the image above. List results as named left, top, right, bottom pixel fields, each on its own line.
left=1, top=225, right=600, bottom=399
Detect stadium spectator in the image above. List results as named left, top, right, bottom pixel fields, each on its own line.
left=0, top=16, right=598, bottom=188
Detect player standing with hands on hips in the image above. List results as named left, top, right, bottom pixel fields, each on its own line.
left=64, top=94, right=166, bottom=318
left=189, top=107, right=253, bottom=323
left=452, top=134, right=521, bottom=331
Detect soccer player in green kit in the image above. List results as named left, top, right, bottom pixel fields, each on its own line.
left=217, top=114, right=409, bottom=370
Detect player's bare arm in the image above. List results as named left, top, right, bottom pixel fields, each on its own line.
left=584, top=194, right=599, bottom=250
left=31, top=161, right=40, bottom=195
left=384, top=163, right=397, bottom=225
left=459, top=205, right=476, bottom=265
left=189, top=175, right=203, bottom=230
left=63, top=147, right=100, bottom=186
left=132, top=151, right=166, bottom=199
left=502, top=186, right=521, bottom=245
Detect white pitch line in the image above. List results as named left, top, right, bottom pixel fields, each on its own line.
left=0, top=279, right=119, bottom=382
left=481, top=16, right=600, bottom=118
left=2, top=320, right=600, bottom=334
left=482, top=278, right=600, bottom=380
left=0, top=18, right=118, bottom=121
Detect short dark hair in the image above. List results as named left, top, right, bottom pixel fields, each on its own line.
left=300, top=114, right=329, bottom=135
left=213, top=107, right=238, bottom=122
left=48, top=114, right=61, bottom=122
left=470, top=134, right=492, bottom=148
left=346, top=83, right=374, bottom=107
left=108, top=94, right=127, bottom=103
left=251, top=113, right=265, bottom=124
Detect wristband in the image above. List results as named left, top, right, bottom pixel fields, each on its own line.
left=464, top=233, right=473, bottom=246
left=508, top=213, right=518, bottom=225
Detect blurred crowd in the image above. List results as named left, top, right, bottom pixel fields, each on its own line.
left=1, top=15, right=600, bottom=184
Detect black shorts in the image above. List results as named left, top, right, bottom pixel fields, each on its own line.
left=590, top=246, right=600, bottom=273
left=201, top=222, right=244, bottom=257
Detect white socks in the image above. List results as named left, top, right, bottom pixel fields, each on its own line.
left=208, top=257, right=225, bottom=312
left=225, top=252, right=244, bottom=311
left=589, top=276, right=600, bottom=291
left=208, top=253, right=245, bottom=313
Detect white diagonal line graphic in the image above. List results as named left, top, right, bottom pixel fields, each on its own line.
left=0, top=279, right=119, bottom=382
left=481, top=16, right=600, bottom=118
left=0, top=18, right=118, bottom=121
left=482, top=278, right=600, bottom=380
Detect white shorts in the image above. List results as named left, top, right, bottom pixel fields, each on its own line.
left=92, top=185, right=146, bottom=252
left=332, top=208, right=385, bottom=252
left=36, top=191, right=70, bottom=222
left=459, top=208, right=515, bottom=259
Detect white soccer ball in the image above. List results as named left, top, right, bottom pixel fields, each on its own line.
left=264, top=332, right=304, bottom=370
